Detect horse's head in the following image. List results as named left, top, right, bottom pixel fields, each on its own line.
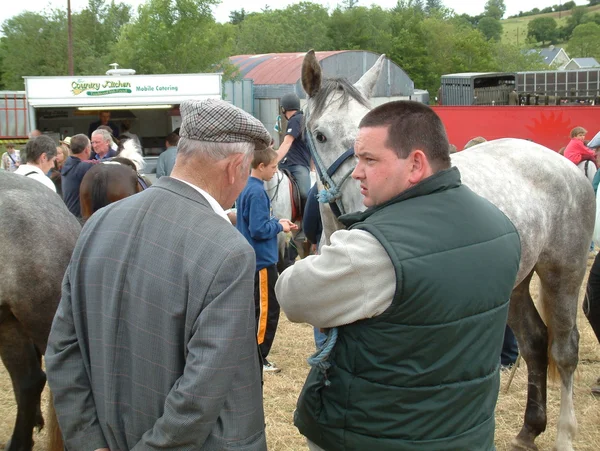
left=301, top=50, right=386, bottom=224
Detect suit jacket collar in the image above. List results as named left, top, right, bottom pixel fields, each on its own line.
left=151, top=176, right=231, bottom=223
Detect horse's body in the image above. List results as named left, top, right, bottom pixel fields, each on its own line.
left=301, top=50, right=594, bottom=451
left=80, top=140, right=148, bottom=221
left=0, top=172, right=81, bottom=451
left=265, top=169, right=316, bottom=265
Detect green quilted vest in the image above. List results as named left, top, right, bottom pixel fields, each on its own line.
left=295, top=167, right=521, bottom=451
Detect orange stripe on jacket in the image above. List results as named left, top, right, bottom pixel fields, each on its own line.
left=257, top=268, right=268, bottom=345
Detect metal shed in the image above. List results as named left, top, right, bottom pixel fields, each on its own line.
left=229, top=51, right=419, bottom=144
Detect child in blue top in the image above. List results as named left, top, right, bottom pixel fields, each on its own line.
left=237, top=147, right=296, bottom=373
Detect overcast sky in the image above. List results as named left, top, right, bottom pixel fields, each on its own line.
left=0, top=0, right=590, bottom=31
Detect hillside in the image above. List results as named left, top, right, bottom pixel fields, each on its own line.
left=501, top=4, right=600, bottom=46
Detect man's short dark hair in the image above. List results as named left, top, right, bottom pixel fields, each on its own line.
left=166, top=132, right=180, bottom=147
left=359, top=101, right=451, bottom=172
left=70, top=134, right=90, bottom=155
left=24, top=135, right=57, bottom=163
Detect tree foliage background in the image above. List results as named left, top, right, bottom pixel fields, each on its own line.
left=1, top=0, right=594, bottom=96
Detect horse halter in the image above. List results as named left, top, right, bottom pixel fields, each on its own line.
left=304, top=103, right=356, bottom=218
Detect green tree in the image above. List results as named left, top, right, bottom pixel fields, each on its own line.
left=229, top=8, right=246, bottom=25
left=425, top=0, right=443, bottom=14
left=113, top=0, right=233, bottom=74
left=0, top=10, right=68, bottom=89
left=527, top=17, right=557, bottom=45
left=72, top=0, right=132, bottom=75
left=234, top=3, right=331, bottom=54
left=492, top=42, right=548, bottom=72
left=478, top=16, right=503, bottom=41
left=484, top=0, right=506, bottom=20
left=567, top=22, right=600, bottom=58
left=328, top=6, right=393, bottom=54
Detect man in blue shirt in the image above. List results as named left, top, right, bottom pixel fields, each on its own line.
left=156, top=132, right=180, bottom=178
left=276, top=93, right=312, bottom=213
left=237, top=147, right=296, bottom=373
left=62, top=134, right=96, bottom=218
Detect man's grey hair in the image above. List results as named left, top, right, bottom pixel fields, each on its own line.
left=177, top=137, right=254, bottom=162
left=92, top=128, right=112, bottom=143
left=24, top=135, right=57, bottom=163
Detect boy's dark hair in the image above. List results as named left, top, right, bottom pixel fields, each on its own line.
left=24, top=135, right=57, bottom=163
left=70, top=134, right=90, bottom=155
left=252, top=147, right=278, bottom=169
left=359, top=101, right=451, bottom=172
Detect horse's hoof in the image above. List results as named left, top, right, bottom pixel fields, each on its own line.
left=511, top=437, right=539, bottom=451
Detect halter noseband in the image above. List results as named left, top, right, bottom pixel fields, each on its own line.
left=304, top=104, right=356, bottom=218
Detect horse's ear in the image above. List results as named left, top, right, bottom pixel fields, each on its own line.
left=302, top=49, right=322, bottom=98
left=355, top=54, right=386, bottom=99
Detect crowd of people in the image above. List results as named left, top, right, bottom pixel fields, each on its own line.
left=1, top=98, right=599, bottom=449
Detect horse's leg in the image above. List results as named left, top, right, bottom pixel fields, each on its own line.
left=536, top=261, right=583, bottom=451
left=508, top=271, right=548, bottom=451
left=0, top=310, right=47, bottom=451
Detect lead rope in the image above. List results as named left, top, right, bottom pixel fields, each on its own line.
left=306, top=328, right=338, bottom=386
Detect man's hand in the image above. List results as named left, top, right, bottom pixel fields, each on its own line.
left=94, top=448, right=109, bottom=451
left=279, top=219, right=298, bottom=233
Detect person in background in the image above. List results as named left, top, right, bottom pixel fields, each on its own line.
left=14, top=135, right=57, bottom=192
left=464, top=136, right=487, bottom=150
left=564, top=126, right=597, bottom=167
left=88, top=110, right=119, bottom=138
left=61, top=134, right=96, bottom=218
left=276, top=101, right=521, bottom=451
left=276, top=92, right=312, bottom=213
left=1, top=143, right=21, bottom=172
left=46, top=99, right=271, bottom=451
left=236, top=146, right=297, bottom=373
left=48, top=141, right=71, bottom=196
left=91, top=129, right=118, bottom=160
left=120, top=120, right=141, bottom=147
left=156, top=132, right=180, bottom=178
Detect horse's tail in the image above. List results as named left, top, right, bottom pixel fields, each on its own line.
left=47, top=391, right=64, bottom=451
left=118, top=139, right=145, bottom=171
left=539, top=289, right=560, bottom=384
left=90, top=170, right=112, bottom=214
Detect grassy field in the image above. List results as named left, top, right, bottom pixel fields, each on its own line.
left=501, top=4, right=600, bottom=46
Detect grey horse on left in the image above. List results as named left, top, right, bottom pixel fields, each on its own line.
left=0, top=172, right=80, bottom=451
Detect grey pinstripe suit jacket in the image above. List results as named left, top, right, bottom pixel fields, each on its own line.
left=46, top=177, right=267, bottom=450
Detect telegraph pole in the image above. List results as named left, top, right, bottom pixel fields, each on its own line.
left=68, top=0, right=74, bottom=75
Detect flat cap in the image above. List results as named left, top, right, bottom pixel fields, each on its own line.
left=180, top=99, right=272, bottom=150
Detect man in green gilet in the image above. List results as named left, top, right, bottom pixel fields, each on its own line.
left=276, top=101, right=521, bottom=451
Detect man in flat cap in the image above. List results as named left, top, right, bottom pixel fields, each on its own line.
left=46, top=99, right=271, bottom=451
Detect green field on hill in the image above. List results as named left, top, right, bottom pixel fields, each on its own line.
left=501, top=4, right=600, bottom=46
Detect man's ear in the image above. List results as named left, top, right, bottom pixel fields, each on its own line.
left=227, top=153, right=247, bottom=184
left=408, top=150, right=431, bottom=184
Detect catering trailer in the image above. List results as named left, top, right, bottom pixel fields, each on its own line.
left=23, top=73, right=222, bottom=155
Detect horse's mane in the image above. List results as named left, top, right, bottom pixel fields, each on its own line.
left=308, top=77, right=370, bottom=126
left=117, top=138, right=145, bottom=171
left=88, top=164, right=137, bottom=217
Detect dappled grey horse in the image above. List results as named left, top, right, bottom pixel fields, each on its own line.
left=0, top=172, right=80, bottom=451
left=300, top=49, right=594, bottom=451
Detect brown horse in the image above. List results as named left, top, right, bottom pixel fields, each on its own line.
left=79, top=159, right=147, bottom=222
left=0, top=172, right=81, bottom=451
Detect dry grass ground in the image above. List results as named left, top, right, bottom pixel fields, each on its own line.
left=0, top=263, right=598, bottom=450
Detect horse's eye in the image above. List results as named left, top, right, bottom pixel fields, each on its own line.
left=316, top=132, right=327, bottom=143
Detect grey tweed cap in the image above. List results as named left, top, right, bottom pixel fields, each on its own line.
left=180, top=99, right=272, bottom=150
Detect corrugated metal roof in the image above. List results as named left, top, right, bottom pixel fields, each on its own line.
left=230, top=51, right=347, bottom=85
